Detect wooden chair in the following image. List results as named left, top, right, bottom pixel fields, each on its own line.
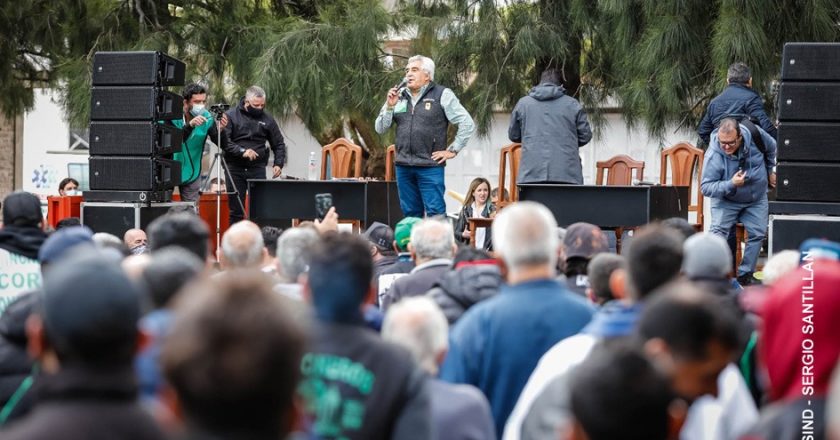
left=321, top=138, right=363, bottom=180
left=468, top=217, right=494, bottom=248
left=385, top=145, right=396, bottom=181
left=595, top=154, right=646, bottom=254
left=497, top=143, right=522, bottom=209
left=660, top=142, right=704, bottom=231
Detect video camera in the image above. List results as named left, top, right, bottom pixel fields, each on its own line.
left=209, top=103, right=230, bottom=118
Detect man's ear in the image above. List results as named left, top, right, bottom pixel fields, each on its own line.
left=562, top=419, right=589, bottom=440
left=585, top=287, right=596, bottom=304
left=363, top=284, right=376, bottom=306
left=392, top=240, right=400, bottom=253
left=644, top=338, right=675, bottom=373
left=26, top=314, right=46, bottom=362
left=301, top=274, right=312, bottom=303
left=667, top=398, right=689, bottom=440
left=610, top=268, right=628, bottom=301
left=747, top=77, right=753, bottom=88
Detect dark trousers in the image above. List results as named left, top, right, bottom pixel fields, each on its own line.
left=227, top=165, right=265, bottom=224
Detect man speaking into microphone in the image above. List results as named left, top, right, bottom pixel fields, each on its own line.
left=375, top=55, right=475, bottom=218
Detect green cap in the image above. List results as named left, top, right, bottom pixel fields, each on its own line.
left=394, top=217, right=422, bottom=251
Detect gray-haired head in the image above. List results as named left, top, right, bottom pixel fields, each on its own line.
left=276, top=227, right=321, bottom=283
left=221, top=221, right=265, bottom=269
left=718, top=117, right=740, bottom=135
left=492, top=201, right=559, bottom=272
left=382, top=296, right=449, bottom=374
left=407, top=55, right=435, bottom=81
left=245, top=85, right=266, bottom=101
left=409, top=218, right=455, bottom=261
left=762, top=250, right=800, bottom=285
left=727, top=62, right=751, bottom=85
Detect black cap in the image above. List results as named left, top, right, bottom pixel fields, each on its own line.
left=364, top=222, right=395, bottom=252
left=3, top=191, right=42, bottom=227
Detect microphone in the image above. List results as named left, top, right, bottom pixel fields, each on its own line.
left=396, top=78, right=408, bottom=90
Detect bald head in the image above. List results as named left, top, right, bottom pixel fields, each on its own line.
left=221, top=221, right=266, bottom=269
left=492, top=201, right=559, bottom=272
left=124, top=229, right=147, bottom=250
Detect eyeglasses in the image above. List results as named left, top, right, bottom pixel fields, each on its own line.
left=720, top=137, right=740, bottom=148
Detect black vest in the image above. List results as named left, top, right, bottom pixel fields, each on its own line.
left=392, top=83, right=449, bottom=167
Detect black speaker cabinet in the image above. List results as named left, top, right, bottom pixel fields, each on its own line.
left=777, top=122, right=840, bottom=162
left=778, top=83, right=840, bottom=122
left=777, top=162, right=840, bottom=203
left=769, top=214, right=840, bottom=255
left=89, top=121, right=182, bottom=156
left=781, top=43, right=840, bottom=81
left=90, top=87, right=183, bottom=121
left=81, top=202, right=193, bottom=237
left=89, top=156, right=181, bottom=191
left=92, top=51, right=186, bottom=86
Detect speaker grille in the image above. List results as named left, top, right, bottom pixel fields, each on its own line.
left=89, top=157, right=181, bottom=191
left=89, top=121, right=183, bottom=156
left=778, top=83, right=840, bottom=122
left=781, top=43, right=840, bottom=81
left=90, top=87, right=183, bottom=121
left=92, top=51, right=186, bottom=86
left=777, top=162, right=840, bottom=203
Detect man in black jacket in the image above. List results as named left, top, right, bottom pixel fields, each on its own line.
left=223, top=85, right=287, bottom=224
left=0, top=251, right=165, bottom=440
left=0, top=191, right=47, bottom=314
left=300, top=233, right=432, bottom=440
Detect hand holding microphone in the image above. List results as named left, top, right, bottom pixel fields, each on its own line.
left=387, top=78, right=407, bottom=108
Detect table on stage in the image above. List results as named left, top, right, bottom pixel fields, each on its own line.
left=248, top=179, right=403, bottom=228
left=517, top=184, right=689, bottom=227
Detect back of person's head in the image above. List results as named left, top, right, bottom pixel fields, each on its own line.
left=540, top=68, right=562, bottom=86
left=364, top=222, right=396, bottom=256
left=220, top=221, right=265, bottom=269
left=162, top=271, right=306, bottom=437
left=636, top=282, right=741, bottom=401
left=261, top=226, right=283, bottom=258
left=55, top=217, right=81, bottom=230
left=92, top=232, right=130, bottom=259
left=727, top=62, right=751, bottom=85
left=493, top=201, right=558, bottom=272
left=563, top=222, right=609, bottom=277
left=682, top=233, right=731, bottom=281
left=147, top=212, right=210, bottom=261
left=570, top=342, right=674, bottom=440
left=3, top=191, right=43, bottom=228
left=38, top=226, right=95, bottom=269
left=761, top=259, right=840, bottom=401
left=37, top=250, right=141, bottom=367
left=587, top=253, right=626, bottom=304
left=140, top=247, right=205, bottom=309
left=276, top=227, right=320, bottom=283
left=307, top=233, right=372, bottom=323
left=382, top=296, right=449, bottom=374
left=409, top=218, right=455, bottom=261
left=761, top=250, right=800, bottom=285
left=626, top=224, right=684, bottom=300
left=661, top=217, right=697, bottom=242
left=452, top=246, right=494, bottom=267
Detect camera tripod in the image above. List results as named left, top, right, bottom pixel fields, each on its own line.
left=199, top=110, right=246, bottom=261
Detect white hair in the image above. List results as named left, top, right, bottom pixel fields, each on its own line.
left=276, top=227, right=320, bottom=283
left=492, top=201, right=559, bottom=271
left=221, top=221, right=264, bottom=268
left=408, top=55, right=435, bottom=81
left=382, top=296, right=449, bottom=374
left=762, top=250, right=800, bottom=285
left=92, top=232, right=123, bottom=248
left=245, top=85, right=266, bottom=100
left=410, top=218, right=455, bottom=260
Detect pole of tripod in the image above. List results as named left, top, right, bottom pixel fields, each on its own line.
left=215, top=123, right=223, bottom=262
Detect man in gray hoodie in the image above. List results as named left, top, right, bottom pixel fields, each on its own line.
left=508, top=69, right=592, bottom=185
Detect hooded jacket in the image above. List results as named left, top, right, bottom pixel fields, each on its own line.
left=508, top=83, right=592, bottom=184
left=222, top=98, right=286, bottom=169
left=427, top=264, right=502, bottom=324
left=700, top=123, right=777, bottom=204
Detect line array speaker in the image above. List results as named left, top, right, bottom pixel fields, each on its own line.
left=92, top=51, right=186, bottom=87
left=777, top=82, right=840, bottom=122
left=776, top=162, right=840, bottom=203
left=777, top=122, right=840, bottom=162
left=89, top=156, right=181, bottom=191
left=90, top=87, right=183, bottom=121
left=89, top=121, right=182, bottom=156
left=781, top=43, right=840, bottom=81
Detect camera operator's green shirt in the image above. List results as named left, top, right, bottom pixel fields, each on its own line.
left=170, top=110, right=214, bottom=185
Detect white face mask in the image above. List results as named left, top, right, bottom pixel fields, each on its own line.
left=190, top=104, right=206, bottom=117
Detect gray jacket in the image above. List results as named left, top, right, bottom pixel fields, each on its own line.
left=381, top=259, right=451, bottom=311
left=429, top=379, right=497, bottom=440
left=508, top=84, right=592, bottom=184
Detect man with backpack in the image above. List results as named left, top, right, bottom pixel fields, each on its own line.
left=698, top=62, right=777, bottom=146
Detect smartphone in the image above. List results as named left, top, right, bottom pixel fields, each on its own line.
left=315, top=193, right=333, bottom=221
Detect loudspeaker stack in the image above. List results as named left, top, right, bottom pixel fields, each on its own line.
left=769, top=42, right=840, bottom=253
left=87, top=51, right=186, bottom=200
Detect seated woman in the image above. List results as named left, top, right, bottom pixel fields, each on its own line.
left=454, top=177, right=496, bottom=251
left=58, top=177, right=79, bottom=196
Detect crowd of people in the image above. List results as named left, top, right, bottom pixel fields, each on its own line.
left=0, top=187, right=839, bottom=440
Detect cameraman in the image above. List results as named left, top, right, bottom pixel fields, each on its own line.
left=172, top=83, right=229, bottom=203
left=223, top=85, right=287, bottom=224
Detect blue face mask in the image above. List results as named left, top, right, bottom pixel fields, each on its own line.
left=190, top=104, right=205, bottom=117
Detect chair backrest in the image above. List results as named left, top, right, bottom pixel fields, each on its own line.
left=385, top=145, right=396, bottom=181
left=321, top=138, right=363, bottom=179
left=595, top=154, right=645, bottom=186
left=497, top=143, right=522, bottom=208
left=660, top=142, right=704, bottom=229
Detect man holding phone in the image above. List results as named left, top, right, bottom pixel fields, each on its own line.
left=701, top=117, right=777, bottom=285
